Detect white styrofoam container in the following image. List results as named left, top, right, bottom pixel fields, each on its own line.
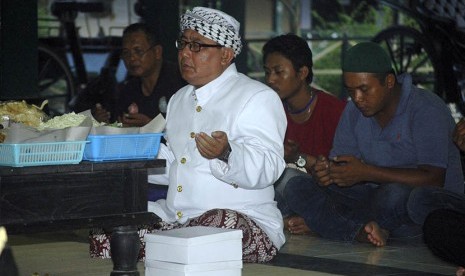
left=145, top=259, right=242, bottom=276
left=145, top=226, right=243, bottom=264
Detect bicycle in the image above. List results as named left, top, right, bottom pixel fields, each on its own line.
left=38, top=40, right=76, bottom=117
left=38, top=0, right=123, bottom=116
left=372, top=0, right=465, bottom=115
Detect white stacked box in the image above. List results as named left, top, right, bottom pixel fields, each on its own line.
left=144, top=226, right=243, bottom=276
left=145, top=259, right=243, bottom=276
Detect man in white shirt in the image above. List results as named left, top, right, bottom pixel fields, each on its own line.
left=148, top=6, right=287, bottom=263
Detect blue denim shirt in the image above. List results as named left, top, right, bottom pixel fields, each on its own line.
left=330, top=73, right=464, bottom=193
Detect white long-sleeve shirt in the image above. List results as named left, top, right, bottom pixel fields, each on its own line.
left=148, top=64, right=287, bottom=249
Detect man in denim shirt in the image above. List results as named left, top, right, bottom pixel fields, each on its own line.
left=283, top=42, right=465, bottom=246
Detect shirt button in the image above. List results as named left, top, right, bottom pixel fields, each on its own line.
left=196, top=106, right=202, bottom=112
left=180, top=157, right=186, bottom=164
left=176, top=211, right=183, bottom=219
left=190, top=132, right=195, bottom=138
left=177, top=185, right=183, bottom=192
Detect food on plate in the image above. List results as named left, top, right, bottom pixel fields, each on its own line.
left=37, top=112, right=87, bottom=130
left=0, top=100, right=48, bottom=127
left=0, top=132, right=5, bottom=143
left=106, top=121, right=123, bottom=127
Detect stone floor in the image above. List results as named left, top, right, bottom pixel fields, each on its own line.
left=7, top=228, right=458, bottom=276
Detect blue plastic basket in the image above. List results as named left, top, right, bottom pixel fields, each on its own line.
left=83, top=133, right=163, bottom=161
left=0, top=141, right=87, bottom=167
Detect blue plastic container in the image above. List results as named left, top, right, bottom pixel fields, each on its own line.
left=0, top=141, right=87, bottom=167
left=83, top=133, right=163, bottom=161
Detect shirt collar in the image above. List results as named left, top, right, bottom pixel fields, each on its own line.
left=193, top=64, right=238, bottom=104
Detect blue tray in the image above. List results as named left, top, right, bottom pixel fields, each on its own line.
left=83, top=133, right=163, bottom=161
left=0, top=141, right=87, bottom=167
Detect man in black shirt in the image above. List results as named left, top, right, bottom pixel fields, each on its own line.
left=92, top=23, right=186, bottom=126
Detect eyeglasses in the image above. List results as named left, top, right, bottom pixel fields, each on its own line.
left=175, top=39, right=223, bottom=52
left=120, top=45, right=156, bottom=60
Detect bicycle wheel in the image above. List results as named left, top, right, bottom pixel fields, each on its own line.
left=38, top=43, right=76, bottom=116
left=372, top=26, right=442, bottom=98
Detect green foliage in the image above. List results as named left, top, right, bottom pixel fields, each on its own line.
left=251, top=1, right=422, bottom=97
left=301, top=1, right=402, bottom=96
left=312, top=42, right=344, bottom=98
left=37, top=2, right=60, bottom=38
left=311, top=1, right=394, bottom=37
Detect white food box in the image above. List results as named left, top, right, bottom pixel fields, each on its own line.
left=145, top=259, right=242, bottom=276
left=144, top=226, right=243, bottom=264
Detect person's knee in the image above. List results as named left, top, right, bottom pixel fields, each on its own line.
left=274, top=168, right=304, bottom=195
left=284, top=174, right=313, bottom=189
left=283, top=175, right=316, bottom=201
left=407, top=186, right=441, bottom=209
left=374, top=183, right=411, bottom=209
left=407, top=186, right=441, bottom=224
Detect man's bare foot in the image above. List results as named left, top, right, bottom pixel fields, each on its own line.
left=356, top=221, right=389, bottom=247
left=456, top=266, right=465, bottom=276
left=284, top=216, right=313, bottom=235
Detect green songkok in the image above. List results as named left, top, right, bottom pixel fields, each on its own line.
left=342, top=42, right=393, bottom=73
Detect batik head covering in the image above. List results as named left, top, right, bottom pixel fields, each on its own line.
left=180, top=7, right=243, bottom=57
left=342, top=42, right=393, bottom=73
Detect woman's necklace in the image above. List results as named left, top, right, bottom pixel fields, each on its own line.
left=285, top=91, right=315, bottom=115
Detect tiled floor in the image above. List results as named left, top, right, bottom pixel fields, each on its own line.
left=7, top=228, right=458, bottom=276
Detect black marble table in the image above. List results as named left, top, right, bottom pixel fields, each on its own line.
left=0, top=159, right=164, bottom=276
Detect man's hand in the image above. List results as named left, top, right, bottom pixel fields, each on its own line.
left=453, top=118, right=465, bottom=152
left=313, top=155, right=332, bottom=186
left=118, top=113, right=151, bottom=127
left=92, top=103, right=111, bottom=123
left=195, top=131, right=229, bottom=160
left=284, top=139, right=299, bottom=163
left=328, top=155, right=365, bottom=187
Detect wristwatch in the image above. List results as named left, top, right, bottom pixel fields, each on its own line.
left=296, top=154, right=307, bottom=168
left=218, top=145, right=232, bottom=163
